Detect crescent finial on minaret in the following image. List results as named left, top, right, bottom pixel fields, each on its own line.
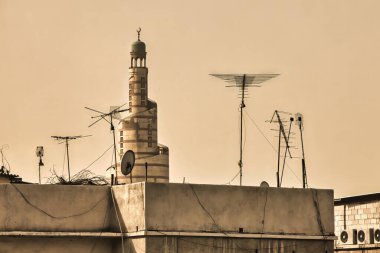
left=137, top=27, right=141, bottom=41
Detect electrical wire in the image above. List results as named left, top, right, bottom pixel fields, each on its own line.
left=89, top=199, right=111, bottom=253
left=111, top=187, right=125, bottom=253
left=0, top=145, right=11, bottom=172
left=189, top=184, right=246, bottom=251
left=10, top=184, right=108, bottom=219
left=80, top=144, right=114, bottom=172
left=61, top=145, right=66, bottom=176
left=110, top=145, right=115, bottom=169
left=224, top=170, right=240, bottom=185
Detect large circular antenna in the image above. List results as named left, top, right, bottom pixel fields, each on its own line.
left=121, top=150, right=135, bottom=176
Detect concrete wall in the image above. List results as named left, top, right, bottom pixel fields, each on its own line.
left=0, top=182, right=334, bottom=253
left=0, top=237, right=113, bottom=253
left=0, top=184, right=112, bottom=232
left=111, top=183, right=145, bottom=232
left=335, top=200, right=380, bottom=232
left=144, top=183, right=334, bottom=236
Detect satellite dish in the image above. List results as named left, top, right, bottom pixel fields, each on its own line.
left=121, top=150, right=135, bottom=176
left=260, top=181, right=270, bottom=188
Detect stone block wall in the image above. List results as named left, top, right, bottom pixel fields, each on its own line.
left=335, top=201, right=380, bottom=230
left=335, top=199, right=380, bottom=251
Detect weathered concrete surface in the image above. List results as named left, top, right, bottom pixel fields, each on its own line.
left=144, top=183, right=334, bottom=235
left=0, top=182, right=334, bottom=252
left=0, top=237, right=113, bottom=253
left=0, top=184, right=112, bottom=232
left=146, top=237, right=334, bottom=253
left=111, top=183, right=145, bottom=232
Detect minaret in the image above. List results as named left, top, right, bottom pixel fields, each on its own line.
left=117, top=29, right=169, bottom=183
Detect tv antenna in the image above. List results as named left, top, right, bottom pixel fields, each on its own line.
left=51, top=135, right=91, bottom=181
left=210, top=73, right=279, bottom=185
left=85, top=104, right=130, bottom=185
left=269, top=110, right=294, bottom=187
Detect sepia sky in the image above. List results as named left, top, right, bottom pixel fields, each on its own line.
left=1, top=0, right=379, bottom=197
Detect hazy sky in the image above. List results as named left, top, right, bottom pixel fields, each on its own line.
left=1, top=0, right=379, bottom=197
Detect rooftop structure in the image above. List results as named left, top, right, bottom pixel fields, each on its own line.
left=0, top=183, right=335, bottom=252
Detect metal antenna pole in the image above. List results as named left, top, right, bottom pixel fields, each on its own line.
left=210, top=73, right=278, bottom=186
left=239, top=74, right=246, bottom=186
left=111, top=114, right=118, bottom=185
left=65, top=138, right=71, bottom=181
left=280, top=117, right=293, bottom=186
left=51, top=135, right=91, bottom=181
left=277, top=126, right=281, bottom=187
left=85, top=104, right=129, bottom=185
left=38, top=158, right=42, bottom=184
left=298, top=117, right=307, bottom=188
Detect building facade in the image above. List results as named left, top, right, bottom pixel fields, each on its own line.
left=335, top=193, right=380, bottom=252
left=0, top=183, right=335, bottom=253
left=117, top=30, right=169, bottom=184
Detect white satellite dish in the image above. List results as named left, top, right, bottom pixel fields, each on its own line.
left=121, top=150, right=135, bottom=176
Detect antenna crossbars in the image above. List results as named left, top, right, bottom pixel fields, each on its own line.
left=51, top=135, right=91, bottom=181
left=211, top=73, right=279, bottom=186
left=269, top=110, right=293, bottom=187
left=85, top=103, right=129, bottom=185
left=268, top=111, right=308, bottom=188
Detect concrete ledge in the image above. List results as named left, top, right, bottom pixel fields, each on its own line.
left=0, top=230, right=337, bottom=240
left=0, top=231, right=121, bottom=238
left=141, top=231, right=337, bottom=240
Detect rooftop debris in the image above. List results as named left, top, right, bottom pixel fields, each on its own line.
left=47, top=169, right=109, bottom=185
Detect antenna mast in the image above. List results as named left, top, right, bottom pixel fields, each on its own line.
left=51, top=135, right=91, bottom=180
left=270, top=110, right=293, bottom=187
left=210, top=73, right=279, bottom=185
left=85, top=104, right=129, bottom=185
left=296, top=113, right=308, bottom=188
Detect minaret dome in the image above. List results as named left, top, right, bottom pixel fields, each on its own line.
left=130, top=28, right=146, bottom=67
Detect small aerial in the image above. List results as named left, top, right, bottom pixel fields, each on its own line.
left=51, top=135, right=91, bottom=181
left=85, top=104, right=130, bottom=185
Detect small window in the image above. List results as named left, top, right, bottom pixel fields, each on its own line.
left=129, top=102, right=132, bottom=108
left=141, top=100, right=146, bottom=106
left=148, top=137, right=152, bottom=147
left=148, top=124, right=152, bottom=135
left=120, top=143, right=123, bottom=148
left=129, top=83, right=133, bottom=89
